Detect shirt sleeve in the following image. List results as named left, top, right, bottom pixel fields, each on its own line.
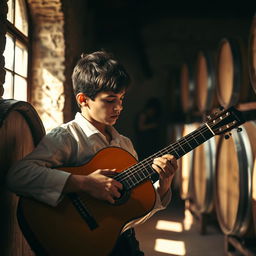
left=5, top=127, right=77, bottom=206
left=118, top=134, right=172, bottom=232
left=121, top=180, right=172, bottom=233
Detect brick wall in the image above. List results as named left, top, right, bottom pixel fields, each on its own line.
left=27, top=0, right=66, bottom=132
left=27, top=0, right=89, bottom=131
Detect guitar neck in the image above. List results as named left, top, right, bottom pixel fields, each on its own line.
left=115, top=123, right=215, bottom=190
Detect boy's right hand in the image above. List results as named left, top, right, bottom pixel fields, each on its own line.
left=63, top=169, right=123, bottom=204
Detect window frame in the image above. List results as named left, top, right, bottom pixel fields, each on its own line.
left=4, top=0, right=32, bottom=102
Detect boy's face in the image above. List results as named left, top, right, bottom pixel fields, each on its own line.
left=82, top=91, right=125, bottom=127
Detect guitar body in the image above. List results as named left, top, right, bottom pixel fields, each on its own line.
left=18, top=147, right=156, bottom=256
left=17, top=106, right=246, bottom=256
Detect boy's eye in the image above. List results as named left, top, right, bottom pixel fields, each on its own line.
left=103, top=97, right=124, bottom=104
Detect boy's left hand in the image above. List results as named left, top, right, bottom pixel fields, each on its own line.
left=152, top=154, right=178, bottom=198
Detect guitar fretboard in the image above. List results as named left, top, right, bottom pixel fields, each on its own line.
left=115, top=123, right=214, bottom=190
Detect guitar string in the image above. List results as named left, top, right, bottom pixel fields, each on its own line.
left=114, top=123, right=214, bottom=185
left=123, top=113, right=230, bottom=182
left=116, top=112, right=233, bottom=186
left=130, top=118, right=219, bottom=166
left=118, top=133, right=210, bottom=183
left=115, top=124, right=217, bottom=187
left=116, top=124, right=211, bottom=177
left=114, top=130, right=211, bottom=186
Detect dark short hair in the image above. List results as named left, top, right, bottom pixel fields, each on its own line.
left=72, top=51, right=131, bottom=100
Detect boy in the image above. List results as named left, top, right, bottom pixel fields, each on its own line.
left=6, top=51, right=178, bottom=255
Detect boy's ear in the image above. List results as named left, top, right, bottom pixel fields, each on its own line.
left=76, top=93, right=88, bottom=106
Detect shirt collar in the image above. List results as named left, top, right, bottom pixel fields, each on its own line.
left=74, top=112, right=121, bottom=143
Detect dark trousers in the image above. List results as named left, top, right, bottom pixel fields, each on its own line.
left=110, top=228, right=144, bottom=256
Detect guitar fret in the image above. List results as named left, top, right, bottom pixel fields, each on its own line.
left=170, top=144, right=180, bottom=158
left=130, top=170, right=138, bottom=185
left=125, top=175, right=136, bottom=188
left=139, top=166, right=146, bottom=180
left=118, top=122, right=217, bottom=191
left=198, top=128, right=206, bottom=140
left=122, top=178, right=130, bottom=188
left=177, top=140, right=186, bottom=154
left=133, top=170, right=141, bottom=181
left=141, top=162, right=151, bottom=177
left=196, top=128, right=212, bottom=144
left=184, top=136, right=193, bottom=150
left=179, top=137, right=195, bottom=153
left=122, top=162, right=153, bottom=190
left=193, top=134, right=200, bottom=145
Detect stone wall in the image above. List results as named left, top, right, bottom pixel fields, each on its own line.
left=27, top=0, right=66, bottom=132
left=27, top=0, right=90, bottom=131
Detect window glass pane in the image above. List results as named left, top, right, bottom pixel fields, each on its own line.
left=14, top=75, right=27, bottom=101
left=15, top=40, right=28, bottom=77
left=7, top=0, right=14, bottom=24
left=3, top=34, right=15, bottom=71
left=3, top=71, right=14, bottom=99
left=15, top=0, right=28, bottom=36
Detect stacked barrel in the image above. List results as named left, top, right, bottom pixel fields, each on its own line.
left=0, top=100, right=45, bottom=256
left=173, top=14, right=256, bottom=249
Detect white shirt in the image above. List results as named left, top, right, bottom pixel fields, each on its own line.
left=6, top=112, right=171, bottom=231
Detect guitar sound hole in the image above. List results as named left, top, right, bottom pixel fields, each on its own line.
left=114, top=189, right=130, bottom=206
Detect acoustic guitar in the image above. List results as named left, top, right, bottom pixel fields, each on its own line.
left=17, top=107, right=245, bottom=256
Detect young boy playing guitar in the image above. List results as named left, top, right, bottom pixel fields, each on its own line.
left=6, top=51, right=178, bottom=256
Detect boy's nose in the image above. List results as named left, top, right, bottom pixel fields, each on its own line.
left=114, top=104, right=123, bottom=111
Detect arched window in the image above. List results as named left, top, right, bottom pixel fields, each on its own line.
left=3, top=0, right=29, bottom=101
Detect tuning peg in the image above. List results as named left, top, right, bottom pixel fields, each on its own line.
left=224, top=133, right=232, bottom=140
left=206, top=115, right=212, bottom=121
left=218, top=106, right=224, bottom=111
left=237, top=127, right=242, bottom=132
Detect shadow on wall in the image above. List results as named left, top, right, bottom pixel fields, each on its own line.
left=134, top=97, right=165, bottom=160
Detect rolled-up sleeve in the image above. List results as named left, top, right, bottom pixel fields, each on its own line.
left=122, top=181, right=172, bottom=232
left=6, top=127, right=77, bottom=206
left=118, top=135, right=172, bottom=232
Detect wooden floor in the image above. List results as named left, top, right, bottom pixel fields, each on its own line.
left=135, top=191, right=226, bottom=256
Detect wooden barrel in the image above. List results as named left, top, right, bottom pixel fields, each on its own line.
left=216, top=38, right=256, bottom=108
left=195, top=51, right=218, bottom=114
left=0, top=99, right=45, bottom=256
left=249, top=14, right=256, bottom=94
left=215, top=121, right=256, bottom=237
left=179, top=123, right=199, bottom=200
left=192, top=135, right=218, bottom=214
left=180, top=63, right=196, bottom=114
left=252, top=157, right=256, bottom=237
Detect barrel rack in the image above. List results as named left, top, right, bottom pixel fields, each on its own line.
left=225, top=236, right=256, bottom=256
left=188, top=199, right=256, bottom=256
left=185, top=199, right=220, bottom=235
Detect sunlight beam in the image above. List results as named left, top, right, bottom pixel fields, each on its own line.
left=183, top=208, right=194, bottom=231
left=155, top=220, right=183, bottom=232
left=154, top=239, right=186, bottom=255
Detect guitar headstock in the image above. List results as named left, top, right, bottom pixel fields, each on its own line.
left=206, top=107, right=245, bottom=135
